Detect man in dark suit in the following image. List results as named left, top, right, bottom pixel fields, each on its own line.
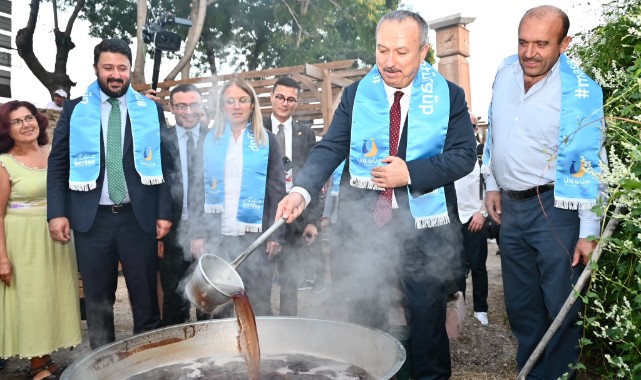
left=277, top=10, right=476, bottom=379
left=157, top=83, right=210, bottom=326
left=264, top=76, right=323, bottom=316
left=47, top=39, right=173, bottom=349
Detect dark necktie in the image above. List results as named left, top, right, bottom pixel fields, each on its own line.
left=277, top=123, right=286, bottom=157
left=185, top=130, right=197, bottom=218
left=106, top=97, right=126, bottom=204
left=372, top=91, right=403, bottom=228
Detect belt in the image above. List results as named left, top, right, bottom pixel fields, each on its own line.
left=98, top=203, right=132, bottom=213
left=502, top=183, right=554, bottom=200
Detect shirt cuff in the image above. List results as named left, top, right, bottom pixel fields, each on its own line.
left=291, top=186, right=311, bottom=208
left=484, top=175, right=500, bottom=192
left=579, top=209, right=602, bottom=238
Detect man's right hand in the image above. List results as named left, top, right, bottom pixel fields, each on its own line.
left=276, top=192, right=306, bottom=224
left=48, top=217, right=72, bottom=243
left=485, top=191, right=502, bottom=224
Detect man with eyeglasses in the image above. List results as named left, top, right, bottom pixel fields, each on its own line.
left=156, top=83, right=210, bottom=325
left=263, top=76, right=324, bottom=316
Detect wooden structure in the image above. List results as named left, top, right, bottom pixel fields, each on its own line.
left=132, top=60, right=369, bottom=136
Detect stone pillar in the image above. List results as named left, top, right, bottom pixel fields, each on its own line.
left=428, top=14, right=476, bottom=111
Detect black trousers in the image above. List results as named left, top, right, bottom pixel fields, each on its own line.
left=74, top=207, right=160, bottom=349
left=158, top=229, right=192, bottom=326
left=458, top=218, right=489, bottom=312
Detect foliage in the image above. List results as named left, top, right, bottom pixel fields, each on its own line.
left=570, top=0, right=641, bottom=377
left=79, top=0, right=400, bottom=76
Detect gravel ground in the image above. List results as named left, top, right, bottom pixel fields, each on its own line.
left=0, top=241, right=518, bottom=379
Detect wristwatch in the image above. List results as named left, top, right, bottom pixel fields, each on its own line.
left=480, top=210, right=488, bottom=218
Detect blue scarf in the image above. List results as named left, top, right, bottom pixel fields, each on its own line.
left=69, top=81, right=163, bottom=190
left=483, top=54, right=603, bottom=210
left=330, top=160, right=346, bottom=196
left=203, top=125, right=269, bottom=232
left=351, top=62, right=450, bottom=228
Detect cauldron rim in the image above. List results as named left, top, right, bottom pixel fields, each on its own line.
left=61, top=317, right=406, bottom=380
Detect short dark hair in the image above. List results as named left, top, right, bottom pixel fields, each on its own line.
left=0, top=101, right=49, bottom=153
left=93, top=38, right=132, bottom=66
left=170, top=83, right=202, bottom=104
left=273, top=76, right=300, bottom=95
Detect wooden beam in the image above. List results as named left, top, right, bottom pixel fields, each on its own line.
left=304, top=63, right=353, bottom=87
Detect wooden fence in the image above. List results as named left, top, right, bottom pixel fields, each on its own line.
left=132, top=59, right=369, bottom=136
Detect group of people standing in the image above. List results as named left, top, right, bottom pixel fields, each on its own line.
left=1, top=4, right=605, bottom=380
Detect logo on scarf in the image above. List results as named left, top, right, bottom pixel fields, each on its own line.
left=362, top=138, right=378, bottom=157
left=570, top=160, right=587, bottom=178
left=210, top=177, right=218, bottom=189
left=144, top=147, right=153, bottom=161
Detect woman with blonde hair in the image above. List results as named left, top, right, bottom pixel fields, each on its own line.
left=201, top=77, right=286, bottom=316
left=0, top=100, right=81, bottom=379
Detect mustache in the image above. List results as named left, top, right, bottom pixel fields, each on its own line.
left=383, top=67, right=401, bottom=73
left=108, top=79, right=124, bottom=84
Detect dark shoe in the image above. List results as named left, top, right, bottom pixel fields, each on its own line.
left=29, top=365, right=57, bottom=380
left=46, top=360, right=66, bottom=377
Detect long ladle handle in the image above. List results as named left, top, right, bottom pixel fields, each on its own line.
left=230, top=218, right=286, bottom=268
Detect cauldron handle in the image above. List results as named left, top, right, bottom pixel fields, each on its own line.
left=230, top=218, right=286, bottom=268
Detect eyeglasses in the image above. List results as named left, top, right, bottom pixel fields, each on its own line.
left=223, top=97, right=252, bottom=106
left=9, top=115, right=36, bottom=127
left=273, top=94, right=298, bottom=104
left=173, top=103, right=202, bottom=111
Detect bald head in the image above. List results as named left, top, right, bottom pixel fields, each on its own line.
left=519, top=5, right=570, bottom=41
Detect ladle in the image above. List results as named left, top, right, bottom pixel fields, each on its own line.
left=185, top=218, right=286, bottom=313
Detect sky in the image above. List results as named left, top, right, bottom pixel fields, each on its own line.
left=6, top=1, right=609, bottom=120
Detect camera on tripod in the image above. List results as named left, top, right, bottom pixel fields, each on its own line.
left=142, top=11, right=193, bottom=52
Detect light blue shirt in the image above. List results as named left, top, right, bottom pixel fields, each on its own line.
left=99, top=92, right=130, bottom=205
left=176, top=124, right=201, bottom=220
left=486, top=57, right=604, bottom=238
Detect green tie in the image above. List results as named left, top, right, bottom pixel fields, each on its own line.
left=106, top=98, right=126, bottom=204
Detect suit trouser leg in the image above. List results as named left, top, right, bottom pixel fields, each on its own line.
left=404, top=246, right=452, bottom=380
left=462, top=222, right=489, bottom=312
left=277, top=235, right=302, bottom=316
left=158, top=235, right=192, bottom=326
left=114, top=212, right=161, bottom=335
left=75, top=209, right=160, bottom=348
left=501, top=191, right=583, bottom=379
left=75, top=218, right=119, bottom=349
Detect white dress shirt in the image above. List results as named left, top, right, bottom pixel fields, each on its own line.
left=271, top=115, right=294, bottom=192
left=176, top=124, right=201, bottom=220
left=455, top=148, right=483, bottom=223
left=221, top=129, right=246, bottom=236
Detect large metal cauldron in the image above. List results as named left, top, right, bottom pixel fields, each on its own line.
left=61, top=317, right=406, bottom=379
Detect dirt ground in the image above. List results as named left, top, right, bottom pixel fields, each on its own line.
left=0, top=241, right=517, bottom=379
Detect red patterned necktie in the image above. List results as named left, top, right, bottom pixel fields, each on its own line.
left=372, top=90, right=403, bottom=227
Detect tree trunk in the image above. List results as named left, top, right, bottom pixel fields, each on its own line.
left=16, top=0, right=85, bottom=99
left=132, top=0, right=148, bottom=85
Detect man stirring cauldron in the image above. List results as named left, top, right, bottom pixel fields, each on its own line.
left=276, top=10, right=476, bottom=379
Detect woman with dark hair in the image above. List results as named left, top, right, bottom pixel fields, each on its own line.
left=0, top=101, right=81, bottom=380
left=201, top=78, right=286, bottom=316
